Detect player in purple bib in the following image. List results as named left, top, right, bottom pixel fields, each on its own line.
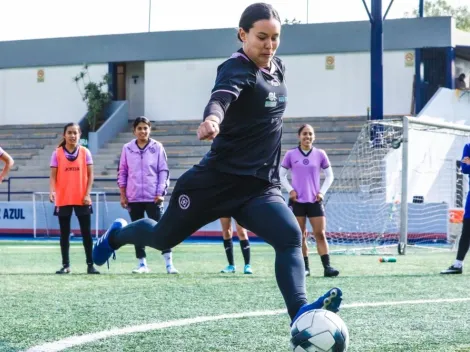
left=281, top=124, right=339, bottom=277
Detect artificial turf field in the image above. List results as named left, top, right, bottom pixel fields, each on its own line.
left=1, top=240, right=469, bottom=352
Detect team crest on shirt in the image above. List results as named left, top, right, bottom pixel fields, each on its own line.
left=303, top=159, right=310, bottom=165
left=269, top=79, right=280, bottom=87
left=178, top=194, right=190, bottom=210
left=149, top=147, right=156, bottom=154
left=265, top=92, right=277, bottom=107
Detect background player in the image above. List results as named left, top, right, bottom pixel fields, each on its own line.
left=219, top=217, right=252, bottom=274
left=118, top=116, right=178, bottom=274
left=0, top=147, right=14, bottom=183
left=280, top=124, right=339, bottom=277
left=441, top=145, right=470, bottom=274
left=49, top=123, right=99, bottom=274
left=93, top=2, right=342, bottom=327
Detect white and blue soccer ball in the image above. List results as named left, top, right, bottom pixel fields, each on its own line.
left=290, top=309, right=349, bottom=352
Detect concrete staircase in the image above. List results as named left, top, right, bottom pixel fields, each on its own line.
left=92, top=116, right=367, bottom=200
left=1, top=116, right=368, bottom=201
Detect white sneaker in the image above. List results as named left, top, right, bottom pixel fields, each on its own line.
left=166, top=265, right=179, bottom=274
left=132, top=265, right=150, bottom=274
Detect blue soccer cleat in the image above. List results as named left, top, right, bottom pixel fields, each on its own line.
left=93, top=218, right=127, bottom=267
left=244, top=264, right=253, bottom=274
left=220, top=265, right=236, bottom=273
left=291, top=287, right=343, bottom=326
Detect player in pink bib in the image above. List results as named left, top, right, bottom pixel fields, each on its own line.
left=280, top=124, right=339, bottom=277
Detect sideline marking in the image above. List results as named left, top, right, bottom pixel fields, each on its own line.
left=25, top=297, right=470, bottom=352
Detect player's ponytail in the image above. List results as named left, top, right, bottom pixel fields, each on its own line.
left=57, top=137, right=66, bottom=148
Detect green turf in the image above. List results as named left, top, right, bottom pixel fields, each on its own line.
left=1, top=241, right=470, bottom=351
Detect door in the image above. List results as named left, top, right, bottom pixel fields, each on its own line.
left=126, top=62, right=145, bottom=119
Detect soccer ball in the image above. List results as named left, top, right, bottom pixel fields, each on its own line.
left=290, top=309, right=349, bottom=352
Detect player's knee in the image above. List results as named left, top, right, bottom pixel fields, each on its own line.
left=237, top=229, right=248, bottom=241
left=276, top=222, right=302, bottom=250
left=222, top=228, right=233, bottom=240
left=313, top=230, right=327, bottom=242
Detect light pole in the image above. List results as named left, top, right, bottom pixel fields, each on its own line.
left=306, top=0, right=309, bottom=23
left=148, top=0, right=152, bottom=32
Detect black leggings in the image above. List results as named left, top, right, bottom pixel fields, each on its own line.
left=127, top=202, right=170, bottom=259
left=457, top=219, right=470, bottom=261
left=58, top=215, right=93, bottom=266
left=111, top=166, right=306, bottom=319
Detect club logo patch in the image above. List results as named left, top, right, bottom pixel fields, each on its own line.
left=178, top=194, right=190, bottom=210
left=303, top=159, right=310, bottom=165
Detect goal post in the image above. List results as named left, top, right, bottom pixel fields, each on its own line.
left=32, top=191, right=109, bottom=239
left=321, top=115, right=470, bottom=255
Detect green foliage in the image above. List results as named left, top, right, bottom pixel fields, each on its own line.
left=283, top=18, right=301, bottom=25
left=406, top=0, right=470, bottom=32
left=73, top=64, right=112, bottom=132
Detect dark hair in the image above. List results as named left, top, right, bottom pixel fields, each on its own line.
left=237, top=3, right=281, bottom=42
left=133, top=116, right=151, bottom=130
left=58, top=122, right=81, bottom=148
left=297, top=124, right=314, bottom=136
left=297, top=124, right=314, bottom=146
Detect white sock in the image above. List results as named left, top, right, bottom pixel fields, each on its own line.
left=139, top=258, right=147, bottom=267
left=453, top=260, right=463, bottom=268
left=163, top=252, right=173, bottom=267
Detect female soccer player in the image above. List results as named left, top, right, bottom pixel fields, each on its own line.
left=93, top=2, right=342, bottom=326
left=0, top=147, right=14, bottom=183
left=441, top=145, right=470, bottom=274
left=118, top=116, right=178, bottom=274
left=50, top=123, right=99, bottom=274
left=219, top=217, right=252, bottom=274
left=280, top=124, right=339, bottom=278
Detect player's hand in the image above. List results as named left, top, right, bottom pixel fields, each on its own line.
left=83, top=194, right=92, bottom=205
left=289, top=190, right=298, bottom=202
left=154, top=195, right=164, bottom=204
left=49, top=192, right=55, bottom=203
left=197, top=118, right=220, bottom=141
left=120, top=195, right=128, bottom=209
left=0, top=176, right=3, bottom=184
left=316, top=193, right=324, bottom=203
left=463, top=157, right=470, bottom=165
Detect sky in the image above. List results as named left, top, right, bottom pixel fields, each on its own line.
left=0, top=0, right=469, bottom=42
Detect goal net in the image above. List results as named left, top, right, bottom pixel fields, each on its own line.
left=32, top=192, right=110, bottom=239
left=322, top=116, right=470, bottom=255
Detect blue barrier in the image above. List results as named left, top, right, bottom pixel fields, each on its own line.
left=3, top=176, right=177, bottom=201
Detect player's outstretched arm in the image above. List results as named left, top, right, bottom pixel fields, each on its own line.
left=0, top=149, right=14, bottom=183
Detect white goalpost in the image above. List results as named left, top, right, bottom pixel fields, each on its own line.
left=32, top=191, right=109, bottom=239
left=319, top=115, right=470, bottom=255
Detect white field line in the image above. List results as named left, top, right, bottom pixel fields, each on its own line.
left=24, top=297, right=470, bottom=352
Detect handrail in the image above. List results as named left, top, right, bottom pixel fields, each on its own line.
left=3, top=176, right=177, bottom=201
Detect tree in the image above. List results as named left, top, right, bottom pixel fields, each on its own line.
left=284, top=18, right=301, bottom=25
left=73, top=65, right=112, bottom=132
left=405, top=0, right=470, bottom=32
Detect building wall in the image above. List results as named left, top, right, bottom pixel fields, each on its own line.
left=145, top=50, right=415, bottom=121
left=0, top=64, right=108, bottom=125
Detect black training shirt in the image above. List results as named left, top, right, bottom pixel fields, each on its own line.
left=200, top=49, right=288, bottom=184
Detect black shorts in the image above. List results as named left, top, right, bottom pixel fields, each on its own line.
left=53, top=205, right=93, bottom=217
left=288, top=200, right=324, bottom=218
left=127, top=202, right=163, bottom=222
